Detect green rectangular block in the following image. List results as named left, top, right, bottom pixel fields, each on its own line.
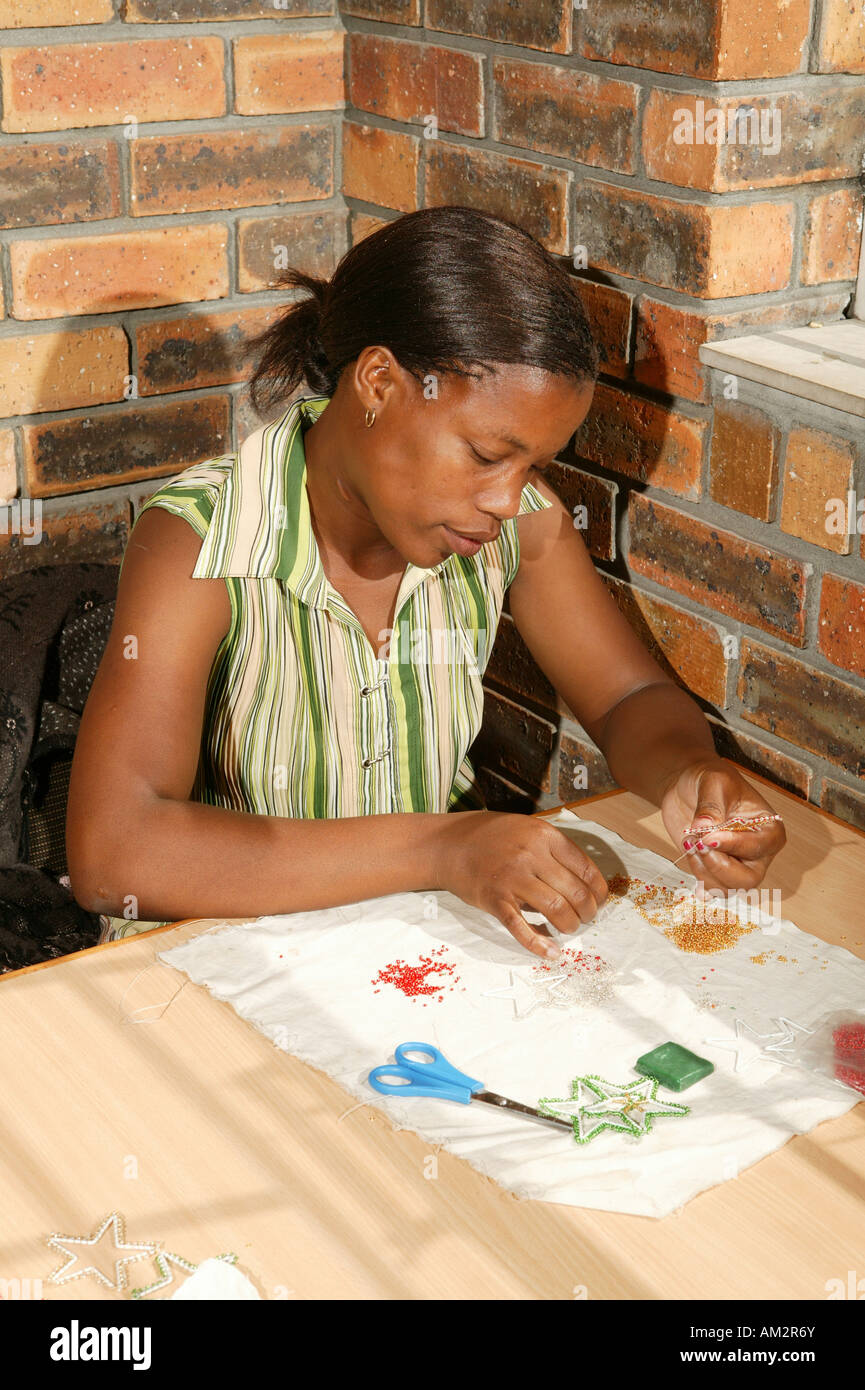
left=635, top=1041, right=714, bottom=1092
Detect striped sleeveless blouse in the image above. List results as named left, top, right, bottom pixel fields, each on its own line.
left=104, top=393, right=552, bottom=938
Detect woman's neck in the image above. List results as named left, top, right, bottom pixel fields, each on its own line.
left=301, top=410, right=405, bottom=579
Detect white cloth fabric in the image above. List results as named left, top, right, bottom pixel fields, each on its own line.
left=158, top=812, right=864, bottom=1217
left=170, top=1258, right=261, bottom=1300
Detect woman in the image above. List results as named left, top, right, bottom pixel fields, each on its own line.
left=66, top=205, right=785, bottom=956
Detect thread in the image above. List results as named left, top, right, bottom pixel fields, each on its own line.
left=118, top=958, right=189, bottom=1026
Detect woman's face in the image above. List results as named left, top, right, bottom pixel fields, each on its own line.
left=355, top=360, right=595, bottom=569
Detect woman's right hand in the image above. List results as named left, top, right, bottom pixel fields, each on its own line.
left=434, top=810, right=609, bottom=960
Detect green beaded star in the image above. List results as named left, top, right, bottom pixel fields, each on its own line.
left=538, top=1073, right=690, bottom=1144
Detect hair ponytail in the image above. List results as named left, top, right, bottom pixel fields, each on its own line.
left=247, top=205, right=599, bottom=415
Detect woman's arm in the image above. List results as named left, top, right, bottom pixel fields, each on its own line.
left=66, top=508, right=446, bottom=921
left=508, top=480, right=786, bottom=884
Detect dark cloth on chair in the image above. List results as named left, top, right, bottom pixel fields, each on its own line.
left=0, top=561, right=118, bottom=972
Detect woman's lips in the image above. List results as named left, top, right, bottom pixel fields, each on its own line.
left=442, top=524, right=498, bottom=556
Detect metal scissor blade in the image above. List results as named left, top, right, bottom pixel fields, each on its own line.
left=472, top=1089, right=574, bottom=1133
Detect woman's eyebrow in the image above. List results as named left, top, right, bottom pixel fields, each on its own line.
left=493, top=429, right=530, bottom=451
left=492, top=428, right=574, bottom=456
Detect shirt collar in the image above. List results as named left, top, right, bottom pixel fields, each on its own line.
left=191, top=395, right=448, bottom=609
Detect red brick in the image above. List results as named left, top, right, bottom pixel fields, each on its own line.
left=234, top=32, right=343, bottom=115
left=574, top=182, right=794, bottom=298
left=23, top=395, right=230, bottom=497
left=0, top=495, right=128, bottom=578
left=802, top=190, right=863, bottom=284
left=343, top=122, right=419, bottom=213
left=709, top=400, right=780, bottom=522
left=349, top=210, right=389, bottom=247
left=816, top=0, right=865, bottom=73
left=738, top=639, right=865, bottom=777
left=131, top=125, right=334, bottom=216
left=474, top=765, right=536, bottom=814
left=424, top=143, right=570, bottom=255
left=572, top=383, right=705, bottom=500
left=10, top=225, right=229, bottom=320
left=635, top=294, right=853, bottom=405
left=0, top=0, right=111, bottom=21
left=581, top=0, right=811, bottom=79
left=820, top=778, right=865, bottom=832
left=780, top=427, right=855, bottom=554
left=473, top=688, right=555, bottom=794
left=1, top=39, right=226, bottom=133
left=237, top=209, right=344, bottom=293
left=628, top=494, right=808, bottom=644
left=642, top=89, right=865, bottom=191
left=127, top=0, right=332, bottom=15
left=707, top=716, right=812, bottom=798
left=137, top=305, right=283, bottom=396
left=546, top=460, right=617, bottom=562
left=0, top=430, right=17, bottom=503
left=602, top=574, right=729, bottom=706
left=486, top=612, right=559, bottom=714
left=0, top=139, right=121, bottom=230
left=349, top=33, right=482, bottom=136
left=492, top=58, right=638, bottom=174
left=557, top=728, right=617, bottom=804
left=818, top=573, right=865, bottom=679
left=427, top=0, right=569, bottom=54
left=340, top=0, right=419, bottom=20
left=0, top=326, right=128, bottom=417
left=576, top=279, right=631, bottom=380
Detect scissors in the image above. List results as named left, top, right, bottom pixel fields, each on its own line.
left=367, top=1041, right=573, bottom=1133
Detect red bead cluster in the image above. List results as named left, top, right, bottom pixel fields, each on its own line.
left=833, top=1021, right=865, bottom=1095
left=371, top=946, right=460, bottom=1004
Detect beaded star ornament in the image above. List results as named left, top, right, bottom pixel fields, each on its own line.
left=46, top=1212, right=154, bottom=1290
left=538, top=1074, right=690, bottom=1143
left=46, top=1210, right=239, bottom=1298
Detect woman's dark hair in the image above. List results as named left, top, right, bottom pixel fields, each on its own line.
left=247, top=204, right=599, bottom=415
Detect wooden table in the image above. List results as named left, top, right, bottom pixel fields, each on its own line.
left=3, top=773, right=864, bottom=1300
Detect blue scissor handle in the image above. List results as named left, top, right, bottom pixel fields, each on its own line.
left=367, top=1041, right=484, bottom=1105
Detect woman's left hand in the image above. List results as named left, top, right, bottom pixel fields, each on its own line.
left=660, top=756, right=787, bottom=890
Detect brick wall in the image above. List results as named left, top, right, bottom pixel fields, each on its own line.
left=0, top=0, right=347, bottom=573
left=2, top=1, right=865, bottom=830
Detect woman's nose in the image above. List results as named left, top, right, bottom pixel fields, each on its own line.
left=476, top=471, right=526, bottom=521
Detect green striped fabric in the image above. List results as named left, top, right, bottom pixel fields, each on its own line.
left=105, top=394, right=552, bottom=938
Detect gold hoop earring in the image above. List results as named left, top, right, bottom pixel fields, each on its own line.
left=364, top=407, right=376, bottom=428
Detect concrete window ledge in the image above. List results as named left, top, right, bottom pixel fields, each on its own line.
left=699, top=320, right=865, bottom=420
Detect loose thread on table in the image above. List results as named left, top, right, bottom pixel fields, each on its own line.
left=118, top=958, right=189, bottom=1026
left=337, top=1101, right=374, bottom=1124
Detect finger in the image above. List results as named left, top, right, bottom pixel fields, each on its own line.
left=683, top=770, right=735, bottom=844
left=495, top=901, right=560, bottom=960
left=522, top=868, right=599, bottom=935
left=690, top=848, right=767, bottom=890
left=548, top=832, right=609, bottom=906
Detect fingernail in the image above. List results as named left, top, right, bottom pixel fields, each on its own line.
left=683, top=840, right=693, bottom=850
left=707, top=840, right=719, bottom=848
left=696, top=840, right=705, bottom=851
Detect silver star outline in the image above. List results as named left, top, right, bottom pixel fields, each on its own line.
left=481, top=968, right=572, bottom=1020
left=703, top=1015, right=815, bottom=1074
left=46, top=1212, right=155, bottom=1290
